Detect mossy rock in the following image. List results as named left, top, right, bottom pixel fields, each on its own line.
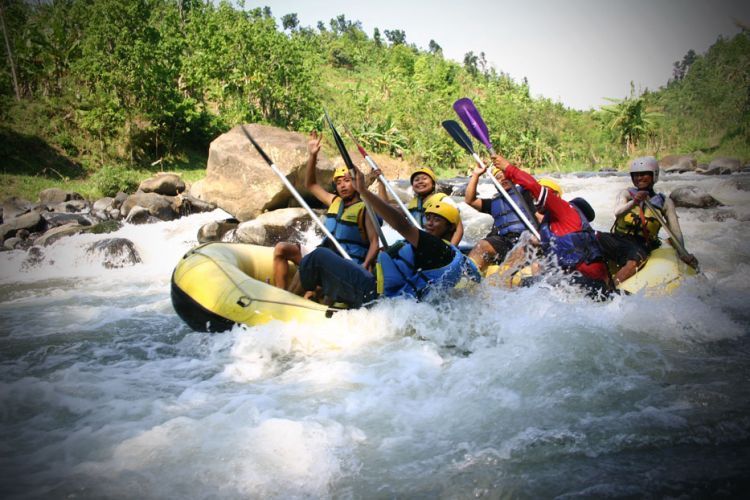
left=84, top=220, right=123, bottom=234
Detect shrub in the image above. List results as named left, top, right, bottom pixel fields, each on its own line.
left=90, top=165, right=142, bottom=197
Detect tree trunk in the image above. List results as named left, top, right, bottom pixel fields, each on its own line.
left=0, top=4, right=21, bottom=101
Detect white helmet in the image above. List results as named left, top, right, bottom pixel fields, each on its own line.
left=629, top=156, right=659, bottom=183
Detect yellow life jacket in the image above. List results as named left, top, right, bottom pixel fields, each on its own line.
left=323, top=197, right=369, bottom=262
left=612, top=189, right=666, bottom=245
left=407, top=192, right=447, bottom=226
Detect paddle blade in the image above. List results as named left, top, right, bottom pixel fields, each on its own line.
left=241, top=125, right=273, bottom=166
left=441, top=120, right=475, bottom=155
left=453, top=98, right=493, bottom=151
left=323, top=110, right=356, bottom=170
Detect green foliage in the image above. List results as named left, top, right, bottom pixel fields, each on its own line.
left=600, top=89, right=660, bottom=155
left=90, top=164, right=141, bottom=197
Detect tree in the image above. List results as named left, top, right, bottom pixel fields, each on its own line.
left=671, top=49, right=697, bottom=82
left=281, top=13, right=298, bottom=31
left=428, top=39, right=441, bottom=55
left=0, top=3, right=20, bottom=101
left=600, top=87, right=660, bottom=155
left=384, top=29, right=405, bottom=45
left=463, top=51, right=478, bottom=76
left=373, top=27, right=381, bottom=46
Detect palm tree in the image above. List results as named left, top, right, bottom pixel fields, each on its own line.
left=600, top=90, right=660, bottom=155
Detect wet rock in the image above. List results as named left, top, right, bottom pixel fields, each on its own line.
left=85, top=238, right=142, bottom=269
left=3, top=236, right=22, bottom=250
left=38, top=188, right=83, bottom=205
left=177, top=193, right=217, bottom=216
left=709, top=157, right=742, bottom=173
left=121, top=192, right=178, bottom=221
left=195, top=124, right=340, bottom=221
left=92, top=197, right=115, bottom=219
left=49, top=199, right=89, bottom=213
left=436, top=177, right=468, bottom=196
left=0, top=211, right=45, bottom=242
left=125, top=206, right=162, bottom=225
left=669, top=186, right=723, bottom=208
left=197, top=218, right=240, bottom=243
left=41, top=212, right=94, bottom=228
left=660, top=155, right=697, bottom=173
left=113, top=192, right=128, bottom=209
left=235, top=207, right=318, bottom=245
left=139, top=173, right=186, bottom=196
left=22, top=246, right=45, bottom=269
left=108, top=208, right=122, bottom=220
left=1, top=196, right=33, bottom=220
left=34, top=223, right=86, bottom=246
left=85, top=220, right=123, bottom=235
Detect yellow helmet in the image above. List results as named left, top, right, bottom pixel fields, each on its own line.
left=410, top=166, right=437, bottom=185
left=538, top=178, right=563, bottom=196
left=491, top=167, right=502, bottom=178
left=424, top=200, right=460, bottom=226
left=333, top=166, right=350, bottom=180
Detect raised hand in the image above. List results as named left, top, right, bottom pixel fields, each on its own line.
left=307, top=131, right=323, bottom=156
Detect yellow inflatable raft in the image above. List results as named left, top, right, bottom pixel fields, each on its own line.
left=171, top=242, right=339, bottom=331
left=481, top=243, right=696, bottom=295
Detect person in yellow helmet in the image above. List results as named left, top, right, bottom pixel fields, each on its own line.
left=272, top=131, right=381, bottom=291
left=374, top=165, right=464, bottom=246
left=597, top=156, right=697, bottom=285
left=297, top=164, right=481, bottom=307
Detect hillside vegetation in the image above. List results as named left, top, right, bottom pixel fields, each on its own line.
left=0, top=0, right=747, bottom=199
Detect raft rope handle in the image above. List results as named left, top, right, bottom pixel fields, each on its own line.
left=191, top=246, right=342, bottom=314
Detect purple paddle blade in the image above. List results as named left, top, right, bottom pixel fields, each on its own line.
left=453, top=98, right=493, bottom=153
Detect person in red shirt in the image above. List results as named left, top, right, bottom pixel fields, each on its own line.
left=491, top=155, right=613, bottom=298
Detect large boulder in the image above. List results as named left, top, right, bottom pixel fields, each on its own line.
left=85, top=238, right=142, bottom=268
left=138, top=173, right=186, bottom=196
left=234, top=207, right=316, bottom=245
left=660, top=155, right=697, bottom=173
left=38, top=188, right=83, bottom=205
left=192, top=124, right=338, bottom=221
left=708, top=157, right=742, bottom=173
left=2, top=196, right=33, bottom=220
left=669, top=186, right=723, bottom=208
left=197, top=218, right=240, bottom=243
left=120, top=192, right=178, bottom=221
left=0, top=211, right=45, bottom=242
left=34, top=222, right=85, bottom=246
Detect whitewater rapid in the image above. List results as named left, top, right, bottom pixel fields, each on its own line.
left=1, top=172, right=749, bottom=498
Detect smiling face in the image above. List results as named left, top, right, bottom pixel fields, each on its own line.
left=631, top=171, right=654, bottom=191
left=424, top=212, right=454, bottom=239
left=334, top=174, right=355, bottom=199
left=411, top=173, right=435, bottom=197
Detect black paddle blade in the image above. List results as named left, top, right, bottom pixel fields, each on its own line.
left=441, top=120, right=475, bottom=155
left=241, top=125, right=273, bottom=166
left=323, top=110, right=356, bottom=170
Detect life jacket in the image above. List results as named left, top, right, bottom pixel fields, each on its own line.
left=321, top=197, right=369, bottom=263
left=407, top=192, right=448, bottom=226
left=375, top=240, right=481, bottom=299
left=540, top=205, right=603, bottom=269
left=612, top=188, right=666, bottom=245
left=489, top=187, right=531, bottom=236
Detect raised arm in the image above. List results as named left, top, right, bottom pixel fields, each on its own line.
left=464, top=164, right=486, bottom=211
left=353, top=166, right=420, bottom=246
left=304, top=131, right=336, bottom=206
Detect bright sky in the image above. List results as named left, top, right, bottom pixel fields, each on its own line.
left=254, top=0, right=749, bottom=110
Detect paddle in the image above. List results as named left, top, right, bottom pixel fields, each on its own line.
left=442, top=119, right=541, bottom=240
left=240, top=125, right=352, bottom=260
left=323, top=110, right=389, bottom=247
left=453, top=98, right=540, bottom=230
left=343, top=125, right=421, bottom=229
left=643, top=199, right=700, bottom=271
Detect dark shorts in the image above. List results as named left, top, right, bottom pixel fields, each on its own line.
left=596, top=232, right=649, bottom=267
left=482, top=232, right=521, bottom=263
left=298, top=247, right=377, bottom=308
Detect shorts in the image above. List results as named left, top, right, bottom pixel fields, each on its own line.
left=596, top=232, right=649, bottom=267
left=482, top=232, right=521, bottom=263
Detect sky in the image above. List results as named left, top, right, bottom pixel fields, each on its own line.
left=251, top=0, right=749, bottom=110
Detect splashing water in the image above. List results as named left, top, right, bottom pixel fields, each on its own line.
left=1, top=173, right=749, bottom=498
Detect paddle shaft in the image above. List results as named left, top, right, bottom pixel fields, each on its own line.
left=360, top=153, right=421, bottom=229
left=323, top=112, right=389, bottom=247
left=470, top=153, right=541, bottom=240
left=241, top=126, right=352, bottom=260
left=643, top=199, right=699, bottom=271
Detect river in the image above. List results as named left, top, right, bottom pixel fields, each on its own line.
left=1, top=172, right=749, bottom=498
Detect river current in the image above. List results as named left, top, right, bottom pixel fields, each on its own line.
left=1, top=172, right=749, bottom=498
